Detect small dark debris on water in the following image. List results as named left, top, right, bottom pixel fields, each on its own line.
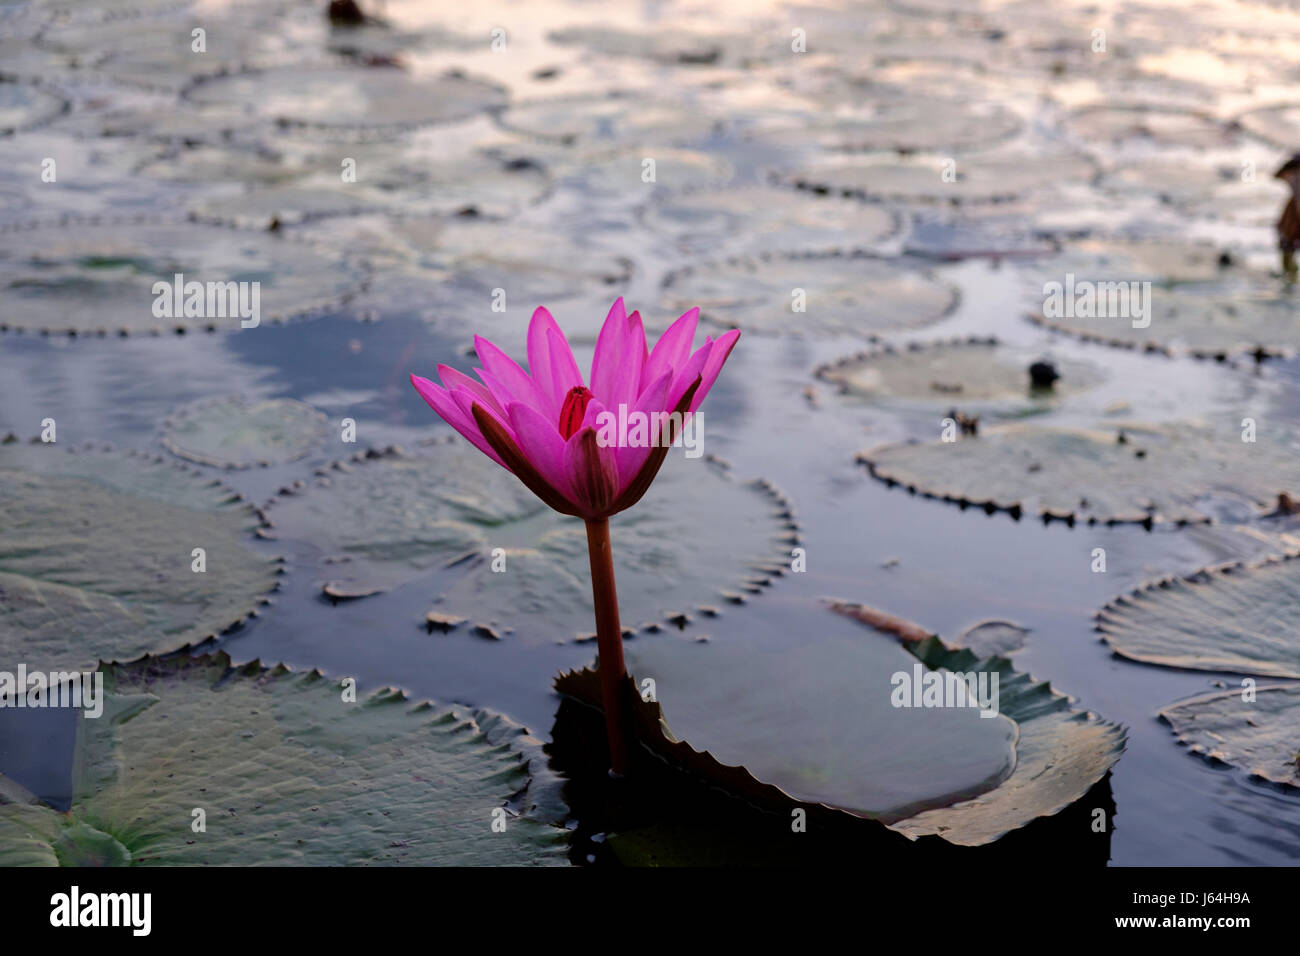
left=425, top=612, right=465, bottom=634
left=532, top=66, right=561, bottom=80
left=1116, top=429, right=1128, bottom=445
left=1029, top=359, right=1060, bottom=389
left=948, top=409, right=980, bottom=436
left=327, top=0, right=367, bottom=25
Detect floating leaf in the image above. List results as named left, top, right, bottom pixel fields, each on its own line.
left=264, top=442, right=795, bottom=640
left=0, top=79, right=65, bottom=134
left=832, top=603, right=1126, bottom=846
left=643, top=185, right=897, bottom=257
left=556, top=599, right=1124, bottom=845
left=0, top=652, right=569, bottom=865
left=498, top=93, right=721, bottom=148
left=570, top=148, right=734, bottom=200
left=1235, top=102, right=1300, bottom=150
left=1068, top=104, right=1232, bottom=148
left=0, top=444, right=277, bottom=671
left=161, top=396, right=331, bottom=468
left=816, top=338, right=1103, bottom=412
left=859, top=423, right=1300, bottom=526
left=0, top=219, right=363, bottom=334
left=187, top=66, right=507, bottom=130
left=780, top=151, right=1096, bottom=204
left=660, top=254, right=957, bottom=337
left=1160, top=684, right=1300, bottom=788
left=548, top=25, right=747, bottom=66
left=1097, top=553, right=1300, bottom=678
left=1029, top=286, right=1298, bottom=360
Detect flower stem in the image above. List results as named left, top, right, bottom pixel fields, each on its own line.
left=584, top=517, right=629, bottom=775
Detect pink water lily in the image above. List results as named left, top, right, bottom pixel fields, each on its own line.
left=410, top=298, right=739, bottom=521
left=411, top=297, right=738, bottom=775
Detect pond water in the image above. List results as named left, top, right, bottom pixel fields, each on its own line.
left=2, top=0, right=1300, bottom=865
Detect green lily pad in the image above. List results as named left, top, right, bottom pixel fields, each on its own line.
left=1029, top=285, right=1299, bottom=359
left=0, top=79, right=66, bottom=134
left=1097, top=553, right=1300, bottom=678
left=859, top=423, right=1300, bottom=526
left=642, top=185, right=898, bottom=257
left=752, top=91, right=1021, bottom=153
left=780, top=151, right=1096, bottom=204
left=0, top=444, right=278, bottom=672
left=556, top=600, right=1124, bottom=845
left=264, top=443, right=796, bottom=641
left=0, top=652, right=569, bottom=865
left=815, top=338, right=1103, bottom=412
left=570, top=148, right=734, bottom=201
left=1097, top=160, right=1280, bottom=225
left=161, top=396, right=331, bottom=468
left=1035, top=237, right=1248, bottom=285
left=497, top=93, right=721, bottom=148
left=660, top=254, right=957, bottom=337
left=187, top=66, right=507, bottom=130
left=1068, top=104, right=1232, bottom=148
left=1160, top=684, right=1300, bottom=788
left=0, top=219, right=364, bottom=334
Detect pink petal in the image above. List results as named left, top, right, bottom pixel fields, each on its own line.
left=589, top=298, right=647, bottom=412
left=474, top=335, right=545, bottom=411
left=643, top=307, right=699, bottom=388
left=437, top=364, right=504, bottom=416
left=505, top=400, right=576, bottom=502
left=525, top=307, right=563, bottom=419
left=564, top=422, right=619, bottom=516
left=666, top=340, right=712, bottom=414
left=449, top=386, right=513, bottom=468
left=613, top=367, right=671, bottom=482
left=689, top=329, right=740, bottom=413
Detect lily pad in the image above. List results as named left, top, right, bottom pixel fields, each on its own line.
left=568, top=148, right=734, bottom=201
left=0, top=444, right=278, bottom=672
left=0, top=652, right=569, bottom=865
left=187, top=66, right=507, bottom=130
left=161, top=396, right=331, bottom=468
left=0, top=219, right=364, bottom=334
left=660, top=254, right=957, bottom=337
left=643, top=185, right=898, bottom=257
left=1160, top=684, right=1300, bottom=788
left=780, top=151, right=1096, bottom=204
left=1029, top=285, right=1300, bottom=359
left=1034, top=237, right=1247, bottom=285
left=548, top=25, right=748, bottom=66
left=497, top=93, right=721, bottom=148
left=859, top=423, right=1300, bottom=526
left=815, top=338, right=1103, bottom=412
left=264, top=443, right=796, bottom=641
left=1067, top=104, right=1232, bottom=148
left=556, top=600, right=1124, bottom=845
left=0, top=79, right=66, bottom=134
left=1096, top=553, right=1300, bottom=678
left=1235, top=102, right=1300, bottom=150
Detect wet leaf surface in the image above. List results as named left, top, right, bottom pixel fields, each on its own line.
left=161, top=396, right=332, bottom=468
left=0, top=652, right=569, bottom=865
left=0, top=444, right=278, bottom=671
left=265, top=442, right=794, bottom=640
left=1161, top=683, right=1300, bottom=789
left=860, top=423, right=1300, bottom=526
left=1097, top=553, right=1300, bottom=678
left=661, top=254, right=957, bottom=337
left=0, top=219, right=364, bottom=334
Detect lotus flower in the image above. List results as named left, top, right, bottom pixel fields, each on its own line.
left=410, top=298, right=739, bottom=775
left=409, top=298, right=739, bottom=521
